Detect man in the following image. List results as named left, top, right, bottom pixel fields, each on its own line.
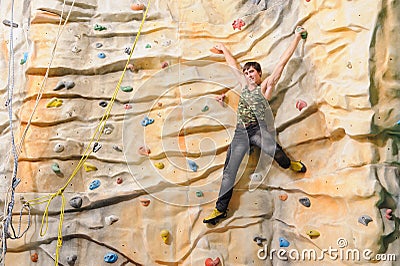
left=203, top=26, right=308, bottom=225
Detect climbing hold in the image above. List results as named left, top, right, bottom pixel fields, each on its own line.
left=94, top=24, right=107, bottom=31
left=2, top=19, right=18, bottom=28
left=154, top=162, right=164, bottom=169
left=279, top=237, right=290, bottom=247
left=104, top=215, right=119, bottom=226
left=20, top=52, right=28, bottom=65
left=160, top=229, right=169, bottom=244
left=250, top=173, right=262, bottom=181
left=279, top=194, right=288, bottom=201
left=196, top=191, right=203, bottom=197
left=53, top=80, right=75, bottom=91
left=305, top=0, right=311, bottom=2
left=397, top=120, right=400, bottom=126
left=161, top=61, right=169, bottom=69
left=295, top=100, right=307, bottom=111
left=54, top=143, right=65, bottom=153
left=89, top=179, right=101, bottom=190
left=141, top=116, right=154, bottom=126
left=205, top=257, right=221, bottom=266
left=157, top=102, right=163, bottom=108
left=103, top=124, right=114, bottom=135
left=139, top=198, right=150, bottom=206
left=346, top=61, right=352, bottom=69
left=131, top=3, right=145, bottom=11
left=66, top=254, right=77, bottom=266
left=83, top=162, right=98, bottom=172
left=306, top=230, right=320, bottom=238
left=93, top=142, right=102, bottom=153
left=210, top=47, right=223, bottom=54
left=124, top=47, right=131, bottom=55
left=299, top=197, right=311, bottom=207
left=121, top=86, right=133, bottom=92
left=31, top=253, right=38, bottom=262
left=99, top=101, right=108, bottom=108
left=232, top=18, right=245, bottom=30
left=124, top=104, right=132, bottom=110
left=113, top=145, right=123, bottom=152
left=188, top=160, right=198, bottom=172
left=201, top=105, right=209, bottom=112
left=161, top=40, right=171, bottom=47
left=51, top=163, right=61, bottom=174
left=98, top=53, right=106, bottom=59
left=157, top=111, right=162, bottom=117
left=253, top=236, right=267, bottom=246
left=215, top=93, right=226, bottom=107
left=95, top=43, right=103, bottom=48
left=69, top=196, right=83, bottom=209
left=295, top=26, right=308, bottom=39
left=71, top=45, right=81, bottom=54
left=46, top=98, right=63, bottom=108
left=116, top=177, right=123, bottom=184
left=138, top=146, right=151, bottom=156
left=127, top=64, right=136, bottom=72
left=358, top=215, right=373, bottom=226
left=145, top=44, right=151, bottom=49
left=104, top=252, right=118, bottom=263
left=385, top=209, right=393, bottom=220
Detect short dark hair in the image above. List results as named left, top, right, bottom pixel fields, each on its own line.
left=243, top=62, right=262, bottom=74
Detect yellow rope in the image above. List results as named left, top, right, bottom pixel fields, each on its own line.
left=26, top=1, right=152, bottom=264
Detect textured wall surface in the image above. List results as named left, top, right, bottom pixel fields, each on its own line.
left=0, top=0, right=399, bottom=265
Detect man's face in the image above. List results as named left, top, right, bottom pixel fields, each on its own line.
left=243, top=66, right=262, bottom=85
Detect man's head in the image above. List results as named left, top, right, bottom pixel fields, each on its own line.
left=243, top=62, right=262, bottom=85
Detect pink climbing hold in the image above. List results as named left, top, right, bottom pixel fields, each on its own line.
left=205, top=257, right=221, bottom=266
left=215, top=93, right=226, bottom=107
left=232, top=19, right=245, bottom=30
left=161, top=61, right=169, bottom=69
left=138, top=146, right=151, bottom=156
left=124, top=104, right=132, bottom=110
left=295, top=100, right=307, bottom=111
left=385, top=209, right=392, bottom=220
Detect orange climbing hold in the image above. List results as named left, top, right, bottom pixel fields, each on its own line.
left=205, top=257, right=221, bottom=266
left=31, top=253, right=38, bottom=262
left=139, top=198, right=150, bottom=206
left=210, top=47, right=223, bottom=54
left=279, top=194, right=288, bottom=201
left=131, top=3, right=144, bottom=11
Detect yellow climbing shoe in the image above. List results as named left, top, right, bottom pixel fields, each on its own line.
left=290, top=160, right=307, bottom=173
left=203, top=208, right=227, bottom=225
left=46, top=98, right=63, bottom=108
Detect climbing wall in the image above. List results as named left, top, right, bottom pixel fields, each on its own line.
left=0, top=0, right=399, bottom=265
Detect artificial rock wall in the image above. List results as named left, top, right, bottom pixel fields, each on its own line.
left=0, top=0, right=399, bottom=265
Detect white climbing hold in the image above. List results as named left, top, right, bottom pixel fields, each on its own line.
left=104, top=215, right=119, bottom=226
left=54, top=143, right=65, bottom=153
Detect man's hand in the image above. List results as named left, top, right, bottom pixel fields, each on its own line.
left=294, top=26, right=307, bottom=40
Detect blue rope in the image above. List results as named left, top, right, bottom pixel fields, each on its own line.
left=2, top=0, right=31, bottom=262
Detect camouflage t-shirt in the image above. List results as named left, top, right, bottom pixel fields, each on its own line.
left=237, top=85, right=269, bottom=126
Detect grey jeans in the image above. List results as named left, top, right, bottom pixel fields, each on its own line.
left=216, top=122, right=290, bottom=212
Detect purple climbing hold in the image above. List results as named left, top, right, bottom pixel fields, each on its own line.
left=299, top=197, right=311, bottom=207
left=67, top=254, right=77, bottom=265
left=69, top=196, right=82, bottom=208
left=53, top=80, right=75, bottom=91
left=358, top=215, right=373, bottom=226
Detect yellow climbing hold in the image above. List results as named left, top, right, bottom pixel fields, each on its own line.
left=306, top=230, right=320, bottom=238
left=46, top=98, right=63, bottom=108
left=160, top=229, right=169, bottom=243
left=83, top=162, right=98, bottom=172
left=154, top=162, right=164, bottom=169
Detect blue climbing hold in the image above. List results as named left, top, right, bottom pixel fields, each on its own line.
left=98, top=53, right=106, bottom=59
left=104, top=252, right=118, bottom=263
left=89, top=180, right=101, bottom=190
left=188, top=159, right=198, bottom=172
left=397, top=120, right=400, bottom=126
left=279, top=237, right=290, bottom=247
left=20, top=52, right=28, bottom=65
left=299, top=197, right=311, bottom=207
left=141, top=116, right=154, bottom=126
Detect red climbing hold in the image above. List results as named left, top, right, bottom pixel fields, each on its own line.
left=306, top=0, right=311, bottom=2
left=295, top=100, right=307, bottom=111
left=124, top=104, right=132, bottom=110
left=205, top=257, right=221, bottom=266
left=232, top=19, right=245, bottom=30
left=31, top=253, right=38, bottom=262
left=161, top=61, right=169, bottom=69
left=116, top=177, right=123, bottom=184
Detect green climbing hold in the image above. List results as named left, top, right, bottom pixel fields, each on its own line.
left=52, top=163, right=61, bottom=174
left=121, top=86, right=133, bottom=92
left=201, top=105, right=209, bottom=112
left=145, top=44, right=151, bottom=48
left=196, top=191, right=203, bottom=197
left=94, top=24, right=107, bottom=31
